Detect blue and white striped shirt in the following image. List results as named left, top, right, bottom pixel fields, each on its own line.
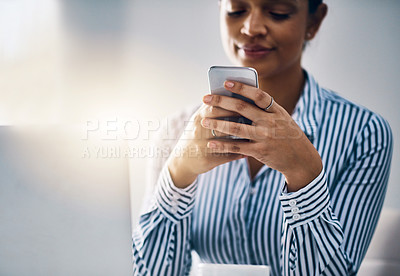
left=132, top=71, right=393, bottom=275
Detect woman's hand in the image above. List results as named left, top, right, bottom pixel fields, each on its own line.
left=167, top=103, right=245, bottom=189
left=201, top=81, right=323, bottom=192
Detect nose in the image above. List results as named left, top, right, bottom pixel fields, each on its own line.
left=241, top=10, right=267, bottom=37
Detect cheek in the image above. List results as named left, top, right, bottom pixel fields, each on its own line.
left=275, top=23, right=306, bottom=52
left=220, top=19, right=229, bottom=43
left=220, top=21, right=237, bottom=50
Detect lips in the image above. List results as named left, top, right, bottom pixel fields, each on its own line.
left=238, top=44, right=275, bottom=58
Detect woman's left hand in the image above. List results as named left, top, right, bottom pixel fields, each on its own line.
left=201, top=80, right=323, bottom=192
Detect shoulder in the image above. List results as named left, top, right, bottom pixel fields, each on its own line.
left=145, top=103, right=200, bottom=186
left=149, top=103, right=200, bottom=161
left=153, top=103, right=200, bottom=144
left=321, top=87, right=390, bottom=123
left=319, top=87, right=370, bottom=114
left=167, top=103, right=200, bottom=132
left=318, top=87, right=393, bottom=148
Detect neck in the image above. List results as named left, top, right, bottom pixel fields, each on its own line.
left=258, top=65, right=305, bottom=115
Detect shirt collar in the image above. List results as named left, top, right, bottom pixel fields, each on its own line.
left=291, top=70, right=322, bottom=142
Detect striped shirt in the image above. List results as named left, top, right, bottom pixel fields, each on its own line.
left=132, top=71, right=393, bottom=275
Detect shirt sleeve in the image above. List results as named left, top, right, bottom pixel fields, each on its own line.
left=278, top=114, right=393, bottom=275
left=132, top=165, right=197, bottom=276
left=131, top=105, right=200, bottom=276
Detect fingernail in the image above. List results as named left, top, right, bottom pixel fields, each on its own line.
left=225, top=81, right=234, bottom=88
left=203, top=94, right=212, bottom=103
left=207, top=142, right=217, bottom=149
left=202, top=118, right=209, bottom=127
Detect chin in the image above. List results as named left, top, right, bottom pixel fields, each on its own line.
left=238, top=60, right=276, bottom=78
left=227, top=51, right=281, bottom=78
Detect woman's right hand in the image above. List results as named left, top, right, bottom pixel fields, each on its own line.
left=167, top=98, right=245, bottom=189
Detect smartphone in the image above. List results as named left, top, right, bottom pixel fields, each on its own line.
left=208, top=66, right=258, bottom=139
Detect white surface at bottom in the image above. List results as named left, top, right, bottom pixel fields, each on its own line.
left=197, top=263, right=269, bottom=276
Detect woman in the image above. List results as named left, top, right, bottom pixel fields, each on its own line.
left=133, top=0, right=393, bottom=275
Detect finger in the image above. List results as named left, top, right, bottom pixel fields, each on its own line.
left=201, top=118, right=255, bottom=140
left=200, top=103, right=240, bottom=119
left=224, top=81, right=277, bottom=113
left=200, top=103, right=242, bottom=137
left=204, top=94, right=264, bottom=122
left=209, top=128, right=226, bottom=138
left=204, top=148, right=244, bottom=159
left=201, top=145, right=246, bottom=161
left=206, top=139, right=254, bottom=155
left=213, top=153, right=246, bottom=165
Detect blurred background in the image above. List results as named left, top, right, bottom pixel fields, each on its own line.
left=0, top=0, right=399, bottom=275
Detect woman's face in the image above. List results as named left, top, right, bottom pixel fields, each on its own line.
left=219, top=0, right=312, bottom=79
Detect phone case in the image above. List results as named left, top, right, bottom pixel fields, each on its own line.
left=208, top=66, right=258, bottom=104
left=207, top=66, right=259, bottom=139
